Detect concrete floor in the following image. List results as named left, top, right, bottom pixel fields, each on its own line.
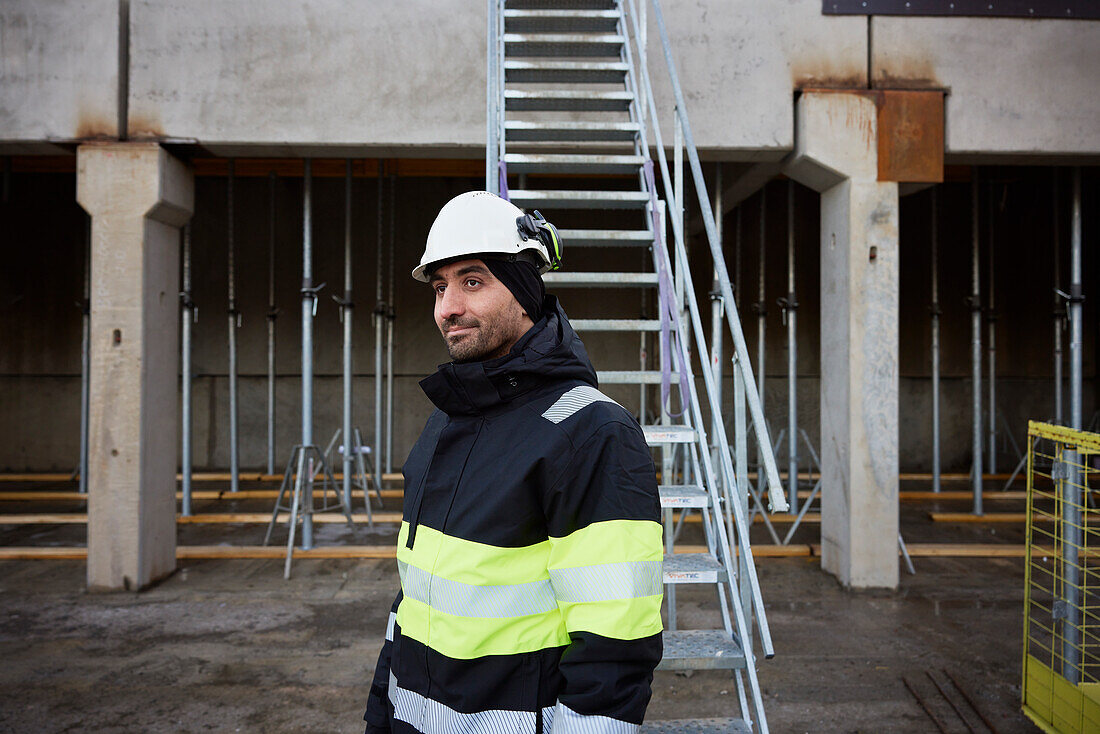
left=0, top=484, right=1038, bottom=734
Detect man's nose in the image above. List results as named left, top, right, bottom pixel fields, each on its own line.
left=439, top=285, right=466, bottom=320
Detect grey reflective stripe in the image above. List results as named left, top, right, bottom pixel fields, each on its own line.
left=549, top=701, right=639, bottom=734
left=542, top=385, right=622, bottom=424
left=385, top=611, right=396, bottom=642
left=390, top=672, right=536, bottom=734
left=398, top=560, right=559, bottom=618
left=549, top=560, right=663, bottom=604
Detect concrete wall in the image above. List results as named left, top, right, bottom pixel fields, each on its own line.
left=2, top=168, right=1096, bottom=472
left=2, top=1, right=1097, bottom=158
left=0, top=0, right=120, bottom=151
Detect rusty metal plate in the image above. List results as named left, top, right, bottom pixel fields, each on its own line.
left=876, top=90, right=944, bottom=184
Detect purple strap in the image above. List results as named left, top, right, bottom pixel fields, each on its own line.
left=643, top=161, right=692, bottom=418
left=498, top=160, right=510, bottom=201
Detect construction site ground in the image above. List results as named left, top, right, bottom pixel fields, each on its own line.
left=0, top=478, right=1037, bottom=733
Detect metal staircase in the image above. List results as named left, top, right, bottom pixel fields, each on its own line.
left=488, top=1, right=789, bottom=731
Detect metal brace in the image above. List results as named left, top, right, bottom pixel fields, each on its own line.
left=333, top=291, right=354, bottom=323
left=776, top=293, right=798, bottom=326
left=301, top=282, right=326, bottom=317
left=179, top=292, right=197, bottom=323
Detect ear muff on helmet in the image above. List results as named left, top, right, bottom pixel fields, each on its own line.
left=516, top=210, right=564, bottom=272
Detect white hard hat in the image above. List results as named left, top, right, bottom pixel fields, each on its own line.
left=411, top=191, right=562, bottom=282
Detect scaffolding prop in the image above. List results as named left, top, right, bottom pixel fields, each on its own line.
left=385, top=173, right=396, bottom=475
left=227, top=160, right=241, bottom=494
left=1053, top=169, right=1065, bottom=426
left=180, top=224, right=195, bottom=516
left=778, top=179, right=799, bottom=513
left=970, top=172, right=984, bottom=516
left=266, top=160, right=353, bottom=575
left=266, top=172, right=278, bottom=476
left=374, top=161, right=385, bottom=483
left=78, top=215, right=91, bottom=495
left=930, top=187, right=942, bottom=494
left=334, top=160, right=355, bottom=512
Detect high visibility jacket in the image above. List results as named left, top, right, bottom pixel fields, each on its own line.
left=364, top=296, right=664, bottom=734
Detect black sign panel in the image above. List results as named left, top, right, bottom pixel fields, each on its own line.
left=823, top=1, right=1099, bottom=19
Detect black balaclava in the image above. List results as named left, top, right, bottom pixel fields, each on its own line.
left=483, top=257, right=546, bottom=322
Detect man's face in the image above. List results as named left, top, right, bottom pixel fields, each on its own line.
left=431, top=259, right=534, bottom=363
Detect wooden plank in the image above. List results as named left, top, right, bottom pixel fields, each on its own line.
left=810, top=543, right=1026, bottom=557
left=179, top=512, right=403, bottom=524
left=0, top=547, right=88, bottom=560
left=900, top=490, right=1027, bottom=501
left=0, top=472, right=405, bottom=483
left=0, top=514, right=88, bottom=524
left=930, top=512, right=1030, bottom=523
left=668, top=512, right=820, bottom=524
left=0, top=489, right=405, bottom=501
left=0, top=544, right=815, bottom=561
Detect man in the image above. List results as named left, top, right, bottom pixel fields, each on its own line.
left=363, top=191, right=664, bottom=734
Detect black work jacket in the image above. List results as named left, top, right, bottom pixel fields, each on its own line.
left=364, top=297, right=663, bottom=734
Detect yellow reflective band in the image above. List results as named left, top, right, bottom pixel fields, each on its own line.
left=548, top=519, right=664, bottom=568
left=557, top=595, right=664, bottom=641
left=396, top=596, right=570, bottom=659
left=548, top=519, right=664, bottom=641
left=397, top=522, right=551, bottom=586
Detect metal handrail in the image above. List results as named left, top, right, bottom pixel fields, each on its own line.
left=625, top=0, right=787, bottom=515
left=621, top=0, right=777, bottom=658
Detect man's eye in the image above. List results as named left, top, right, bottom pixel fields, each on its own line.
left=434, top=284, right=445, bottom=295
left=466, top=279, right=481, bottom=288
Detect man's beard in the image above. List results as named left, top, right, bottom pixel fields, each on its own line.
left=441, top=316, right=518, bottom=363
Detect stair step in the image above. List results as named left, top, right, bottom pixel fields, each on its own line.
left=597, top=370, right=672, bottom=385
left=504, top=33, right=624, bottom=57
left=658, top=484, right=710, bottom=508
left=658, top=630, right=746, bottom=671
left=664, top=553, right=727, bottom=584
left=505, top=89, right=633, bottom=112
left=558, top=228, right=652, bottom=246
left=504, top=153, right=644, bottom=174
left=509, top=189, right=650, bottom=209
left=504, top=60, right=628, bottom=84
left=544, top=272, right=656, bottom=287
left=641, top=719, right=751, bottom=734
left=570, top=319, right=660, bottom=331
left=643, top=425, right=697, bottom=445
left=504, top=9, right=620, bottom=33
left=505, top=120, right=640, bottom=142
left=507, top=0, right=618, bottom=10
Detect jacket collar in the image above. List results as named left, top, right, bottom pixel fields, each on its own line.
left=419, top=296, right=597, bottom=417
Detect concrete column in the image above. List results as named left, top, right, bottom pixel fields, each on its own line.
left=787, top=92, right=901, bottom=589
left=77, top=143, right=194, bottom=591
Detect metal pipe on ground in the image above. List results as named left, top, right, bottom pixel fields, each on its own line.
left=227, top=160, right=240, bottom=493
left=970, top=172, right=983, bottom=516
left=930, top=188, right=941, bottom=494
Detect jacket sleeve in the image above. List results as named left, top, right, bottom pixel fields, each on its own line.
left=363, top=591, right=402, bottom=734
left=540, top=419, right=664, bottom=732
